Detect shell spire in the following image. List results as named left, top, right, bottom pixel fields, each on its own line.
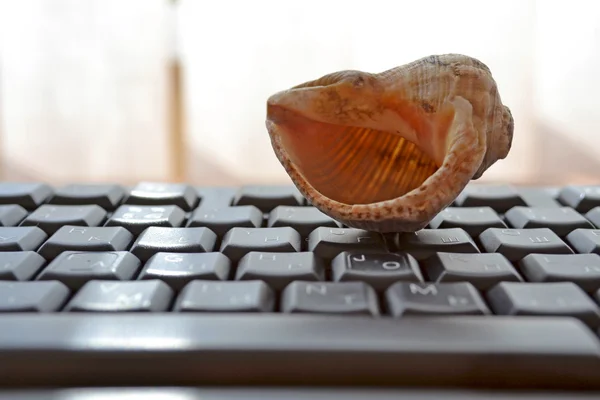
left=265, top=54, right=514, bottom=232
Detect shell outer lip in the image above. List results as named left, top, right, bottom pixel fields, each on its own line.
left=266, top=95, right=487, bottom=234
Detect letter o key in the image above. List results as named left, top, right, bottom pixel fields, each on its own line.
left=382, top=261, right=401, bottom=270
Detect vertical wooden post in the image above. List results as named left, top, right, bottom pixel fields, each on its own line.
left=168, top=0, right=186, bottom=183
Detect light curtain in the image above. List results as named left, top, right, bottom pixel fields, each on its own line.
left=1, top=0, right=599, bottom=185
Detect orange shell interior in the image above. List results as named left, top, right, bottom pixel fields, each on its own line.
left=274, top=105, right=451, bottom=205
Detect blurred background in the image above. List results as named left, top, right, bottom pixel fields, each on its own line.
left=0, top=0, right=599, bottom=187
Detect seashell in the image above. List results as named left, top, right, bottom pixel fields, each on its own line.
left=265, top=54, right=514, bottom=232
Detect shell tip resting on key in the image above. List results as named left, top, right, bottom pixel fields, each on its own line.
left=265, top=54, right=514, bottom=232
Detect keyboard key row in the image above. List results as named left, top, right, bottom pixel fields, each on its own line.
left=8, top=202, right=600, bottom=246
left=7, top=188, right=600, bottom=238
left=5, top=249, right=600, bottom=300
left=0, top=225, right=386, bottom=262
left=3, top=182, right=600, bottom=214
left=2, top=279, right=599, bottom=328
left=0, top=182, right=309, bottom=212
left=455, top=184, right=600, bottom=213
left=431, top=206, right=600, bottom=237
left=0, top=203, right=342, bottom=237
left=8, top=224, right=600, bottom=269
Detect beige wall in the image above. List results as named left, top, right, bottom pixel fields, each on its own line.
left=1, top=0, right=599, bottom=186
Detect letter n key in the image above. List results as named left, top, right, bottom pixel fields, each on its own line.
left=282, top=281, right=379, bottom=315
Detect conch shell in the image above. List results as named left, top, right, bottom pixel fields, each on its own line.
left=265, top=54, right=513, bottom=232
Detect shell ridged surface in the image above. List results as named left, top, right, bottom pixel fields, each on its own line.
left=266, top=54, right=514, bottom=232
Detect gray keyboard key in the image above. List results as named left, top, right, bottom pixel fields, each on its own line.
left=187, top=205, right=263, bottom=237
left=0, top=251, right=46, bottom=281
left=0, top=281, right=69, bottom=312
left=422, top=252, right=522, bottom=290
left=267, top=206, right=341, bottom=237
left=308, top=227, right=387, bottom=261
left=37, top=226, right=134, bottom=260
left=236, top=251, right=325, bottom=291
left=0, top=315, right=599, bottom=388
left=331, top=251, right=423, bottom=291
left=64, top=280, right=174, bottom=312
left=505, top=206, right=593, bottom=237
left=0, top=227, right=47, bottom=251
left=385, top=282, right=491, bottom=316
left=130, top=227, right=217, bottom=262
left=138, top=252, right=231, bottom=291
left=479, top=228, right=573, bottom=261
left=220, top=227, right=301, bottom=262
left=558, top=185, right=600, bottom=213
left=174, top=280, right=275, bottom=312
left=454, top=184, right=526, bottom=212
left=37, top=251, right=141, bottom=290
left=125, top=182, right=199, bottom=211
left=565, top=229, right=600, bottom=255
left=281, top=281, right=380, bottom=315
left=49, top=183, right=126, bottom=210
left=0, top=182, right=53, bottom=210
left=0, top=205, right=27, bottom=226
left=487, top=281, right=600, bottom=329
left=195, top=187, right=237, bottom=210
left=233, top=185, right=304, bottom=212
left=519, top=254, right=600, bottom=293
left=106, top=205, right=186, bottom=235
left=396, top=228, right=479, bottom=260
left=519, top=187, right=562, bottom=208
left=585, top=207, right=600, bottom=228
left=428, top=207, right=507, bottom=237
left=21, top=204, right=107, bottom=235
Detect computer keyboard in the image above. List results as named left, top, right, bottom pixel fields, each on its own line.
left=1, top=181, right=600, bottom=396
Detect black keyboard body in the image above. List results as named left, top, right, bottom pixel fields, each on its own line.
left=1, top=181, right=600, bottom=399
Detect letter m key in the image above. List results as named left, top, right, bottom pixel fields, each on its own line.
left=409, top=283, right=438, bottom=296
